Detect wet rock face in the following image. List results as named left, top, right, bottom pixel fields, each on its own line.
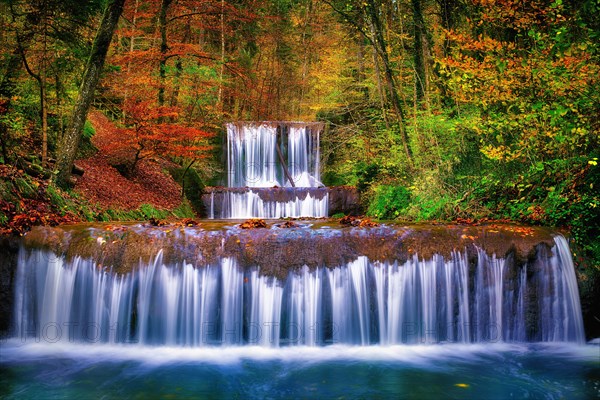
left=327, top=186, right=361, bottom=215
left=0, top=236, right=19, bottom=335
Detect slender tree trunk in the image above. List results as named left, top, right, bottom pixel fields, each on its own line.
left=217, top=0, right=226, bottom=111
left=40, top=63, right=48, bottom=167
left=437, top=0, right=459, bottom=108
left=365, top=0, right=413, bottom=163
left=41, top=15, right=48, bottom=167
left=18, top=48, right=46, bottom=166
left=170, top=19, right=190, bottom=110
left=357, top=37, right=370, bottom=104
left=439, top=0, right=459, bottom=55
left=123, top=0, right=139, bottom=121
left=181, top=159, right=196, bottom=198
left=412, top=0, right=426, bottom=104
left=0, top=49, right=26, bottom=164
left=55, top=70, right=64, bottom=142
left=371, top=43, right=390, bottom=129
left=53, top=0, right=125, bottom=188
left=158, top=0, right=173, bottom=110
left=14, top=20, right=48, bottom=167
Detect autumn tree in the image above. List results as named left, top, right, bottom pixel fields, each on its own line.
left=53, top=0, right=125, bottom=188
left=1, top=0, right=103, bottom=168
left=107, top=97, right=212, bottom=176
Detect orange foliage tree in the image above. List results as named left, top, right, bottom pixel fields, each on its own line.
left=107, top=98, right=212, bottom=176
left=438, top=0, right=599, bottom=164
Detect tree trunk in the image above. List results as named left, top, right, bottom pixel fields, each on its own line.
left=40, top=65, right=48, bottom=167
left=55, top=71, right=62, bottom=141
left=412, top=0, right=427, bottom=104
left=357, top=37, right=370, bottom=104
left=15, top=27, right=47, bottom=168
left=123, top=0, right=140, bottom=121
left=41, top=23, right=48, bottom=167
left=217, top=0, right=226, bottom=111
left=170, top=18, right=190, bottom=110
left=439, top=0, right=459, bottom=54
left=365, top=0, right=413, bottom=163
left=0, top=50, right=23, bottom=164
left=53, top=0, right=125, bottom=188
left=181, top=159, right=196, bottom=198
left=371, top=45, right=390, bottom=129
left=158, top=0, right=173, bottom=110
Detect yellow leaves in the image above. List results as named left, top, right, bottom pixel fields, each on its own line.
left=481, top=145, right=510, bottom=161
left=589, top=158, right=598, bottom=166
left=454, top=383, right=470, bottom=388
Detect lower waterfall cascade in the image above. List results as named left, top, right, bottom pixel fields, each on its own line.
left=12, top=234, right=585, bottom=347
left=208, top=188, right=329, bottom=219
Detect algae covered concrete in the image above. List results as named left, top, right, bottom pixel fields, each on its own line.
left=21, top=221, right=557, bottom=277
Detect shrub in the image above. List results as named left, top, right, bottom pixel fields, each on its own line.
left=367, top=185, right=411, bottom=220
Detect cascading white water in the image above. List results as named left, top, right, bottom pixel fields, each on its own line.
left=13, top=236, right=585, bottom=347
left=217, top=190, right=329, bottom=219
left=212, top=122, right=328, bottom=219
left=227, top=124, right=322, bottom=188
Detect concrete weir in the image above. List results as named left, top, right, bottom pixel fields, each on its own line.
left=5, top=222, right=590, bottom=344
left=201, top=186, right=361, bottom=218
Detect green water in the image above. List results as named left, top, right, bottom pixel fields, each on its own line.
left=1, top=341, right=598, bottom=399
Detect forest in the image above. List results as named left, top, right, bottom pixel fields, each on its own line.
left=0, top=0, right=598, bottom=270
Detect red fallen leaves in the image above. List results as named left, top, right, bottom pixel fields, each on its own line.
left=454, top=218, right=535, bottom=236
left=0, top=165, right=79, bottom=236
left=279, top=221, right=298, bottom=228
left=142, top=217, right=200, bottom=228
left=498, top=225, right=535, bottom=237
left=178, top=218, right=199, bottom=227
left=339, top=215, right=380, bottom=227
left=358, top=219, right=380, bottom=228
left=239, top=219, right=267, bottom=229
left=0, top=199, right=77, bottom=236
left=454, top=217, right=513, bottom=225
left=76, top=112, right=182, bottom=211
left=147, top=217, right=167, bottom=227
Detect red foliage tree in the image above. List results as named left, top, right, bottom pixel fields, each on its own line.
left=108, top=97, right=212, bottom=176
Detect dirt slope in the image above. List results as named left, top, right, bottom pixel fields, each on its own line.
left=75, top=111, right=181, bottom=210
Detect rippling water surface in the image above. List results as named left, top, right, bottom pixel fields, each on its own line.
left=1, top=341, right=598, bottom=399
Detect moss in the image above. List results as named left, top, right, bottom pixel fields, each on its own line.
left=75, top=120, right=98, bottom=159
left=47, top=184, right=67, bottom=209
left=139, top=204, right=169, bottom=220
left=172, top=200, right=195, bottom=219
left=13, top=177, right=36, bottom=198
left=0, top=180, right=16, bottom=203
left=168, top=166, right=205, bottom=215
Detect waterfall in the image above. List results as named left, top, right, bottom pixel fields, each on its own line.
left=212, top=122, right=328, bottom=219
left=12, top=236, right=585, bottom=347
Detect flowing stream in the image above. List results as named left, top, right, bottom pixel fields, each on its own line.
left=1, top=121, right=596, bottom=397
left=1, top=225, right=597, bottom=399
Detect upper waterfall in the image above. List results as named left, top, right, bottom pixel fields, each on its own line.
left=226, top=122, right=323, bottom=188
left=209, top=122, right=329, bottom=219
